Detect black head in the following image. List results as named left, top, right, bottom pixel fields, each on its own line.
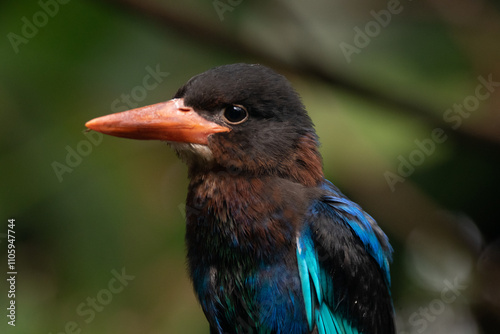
left=173, top=63, right=323, bottom=186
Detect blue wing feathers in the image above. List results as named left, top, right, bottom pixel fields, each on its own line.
left=320, top=180, right=393, bottom=285
left=319, top=303, right=338, bottom=333
left=316, top=313, right=326, bottom=334
left=297, top=229, right=360, bottom=334
left=296, top=179, right=393, bottom=333
left=297, top=241, right=314, bottom=329
left=301, top=234, right=322, bottom=303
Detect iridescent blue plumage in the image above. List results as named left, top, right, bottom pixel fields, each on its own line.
left=297, top=180, right=393, bottom=334
left=318, top=180, right=392, bottom=284
left=186, top=173, right=394, bottom=333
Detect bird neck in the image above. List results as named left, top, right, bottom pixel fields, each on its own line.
left=274, top=132, right=324, bottom=187
left=189, top=132, right=324, bottom=187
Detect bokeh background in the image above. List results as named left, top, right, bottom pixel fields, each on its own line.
left=1, top=0, right=500, bottom=333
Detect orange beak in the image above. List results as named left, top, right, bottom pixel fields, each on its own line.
left=85, top=98, right=230, bottom=145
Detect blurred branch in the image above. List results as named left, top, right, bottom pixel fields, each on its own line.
left=97, top=0, right=500, bottom=150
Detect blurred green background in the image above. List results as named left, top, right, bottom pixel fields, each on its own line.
left=1, top=0, right=500, bottom=333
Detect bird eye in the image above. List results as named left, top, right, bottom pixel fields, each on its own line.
left=223, top=105, right=248, bottom=124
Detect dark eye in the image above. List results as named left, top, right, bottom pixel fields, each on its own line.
left=223, top=105, right=248, bottom=124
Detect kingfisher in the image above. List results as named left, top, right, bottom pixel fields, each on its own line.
left=86, top=63, right=394, bottom=334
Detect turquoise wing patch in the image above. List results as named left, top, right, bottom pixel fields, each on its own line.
left=296, top=231, right=361, bottom=334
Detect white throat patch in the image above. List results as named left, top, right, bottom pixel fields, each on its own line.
left=169, top=142, right=215, bottom=163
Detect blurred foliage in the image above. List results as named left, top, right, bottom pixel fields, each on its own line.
left=1, top=0, right=500, bottom=333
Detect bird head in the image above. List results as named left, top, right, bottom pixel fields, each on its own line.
left=86, top=63, right=323, bottom=185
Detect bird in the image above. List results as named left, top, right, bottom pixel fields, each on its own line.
left=86, top=63, right=395, bottom=334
